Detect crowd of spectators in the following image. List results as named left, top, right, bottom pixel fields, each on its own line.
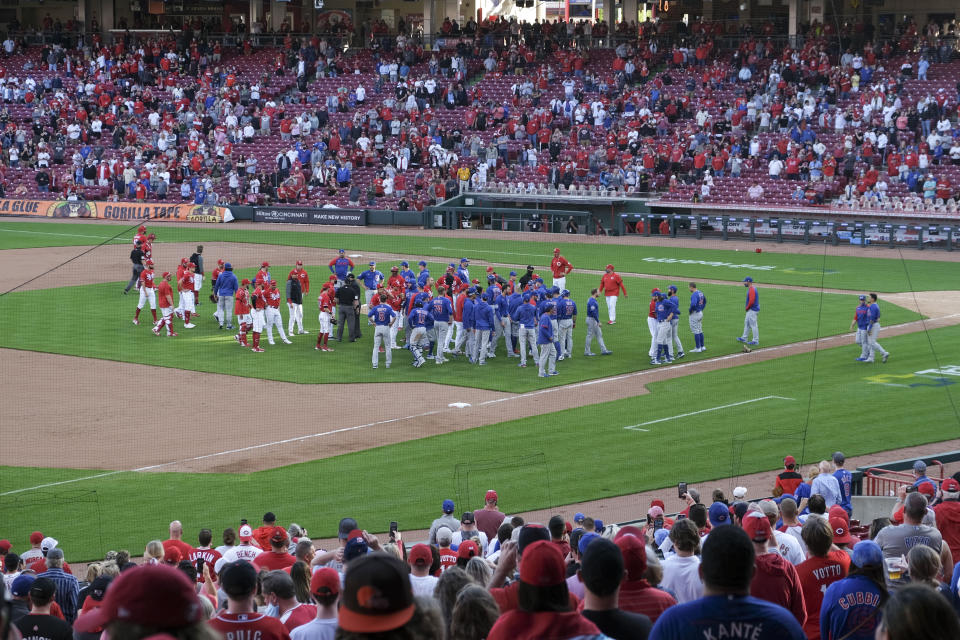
left=0, top=14, right=955, bottom=214
left=5, top=456, right=960, bottom=639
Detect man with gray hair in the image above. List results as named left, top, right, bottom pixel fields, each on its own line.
left=875, top=491, right=952, bottom=589
left=437, top=526, right=457, bottom=572
left=37, top=548, right=79, bottom=623
left=810, top=460, right=842, bottom=508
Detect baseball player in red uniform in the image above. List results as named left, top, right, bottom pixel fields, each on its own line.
left=234, top=279, right=252, bottom=347
left=647, top=288, right=660, bottom=362
left=141, top=234, right=155, bottom=261
left=255, top=261, right=271, bottom=289
left=264, top=280, right=292, bottom=345
left=550, top=248, right=573, bottom=291
left=132, top=260, right=158, bottom=325
left=599, top=264, right=627, bottom=324
left=387, top=266, right=405, bottom=292
left=153, top=272, right=177, bottom=337
left=174, top=258, right=188, bottom=318
left=250, top=282, right=267, bottom=352
left=179, top=263, right=197, bottom=328
left=287, top=261, right=310, bottom=335
left=133, top=225, right=147, bottom=247
left=315, top=283, right=335, bottom=351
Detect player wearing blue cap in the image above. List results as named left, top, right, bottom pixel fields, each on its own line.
left=358, top=261, right=384, bottom=307
left=556, top=290, right=577, bottom=360
left=851, top=295, right=871, bottom=362
left=865, top=293, right=889, bottom=363
left=483, top=277, right=502, bottom=359
left=456, top=258, right=470, bottom=286
left=368, top=300, right=397, bottom=369
left=429, top=287, right=453, bottom=365
left=654, top=291, right=675, bottom=364
left=462, top=288, right=478, bottom=363
left=399, top=261, right=416, bottom=283
left=688, top=283, right=707, bottom=352
left=407, top=301, right=434, bottom=367
left=493, top=285, right=517, bottom=358
left=584, top=289, right=611, bottom=356
left=737, top=276, right=760, bottom=346
left=512, top=292, right=539, bottom=368
left=667, top=285, right=686, bottom=359
left=416, top=260, right=430, bottom=289
left=474, top=289, right=496, bottom=365
left=537, top=303, right=559, bottom=377
left=328, top=249, right=354, bottom=287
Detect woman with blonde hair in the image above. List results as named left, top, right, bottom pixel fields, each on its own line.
left=143, top=541, right=164, bottom=565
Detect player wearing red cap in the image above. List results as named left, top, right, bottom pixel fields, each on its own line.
left=264, top=280, right=292, bottom=345
left=287, top=261, right=310, bottom=336
left=550, top=248, right=573, bottom=291
left=133, top=260, right=158, bottom=325
left=315, top=283, right=335, bottom=351
left=133, top=225, right=147, bottom=247
left=255, top=261, right=271, bottom=289
left=174, top=258, right=188, bottom=319
left=179, top=263, right=197, bottom=328
left=250, top=281, right=268, bottom=352
left=600, top=264, right=627, bottom=324
left=153, top=272, right=177, bottom=337
left=234, top=279, right=253, bottom=347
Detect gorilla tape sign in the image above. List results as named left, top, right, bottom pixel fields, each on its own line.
left=0, top=199, right=234, bottom=223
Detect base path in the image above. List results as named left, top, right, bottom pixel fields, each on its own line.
left=3, top=304, right=959, bottom=475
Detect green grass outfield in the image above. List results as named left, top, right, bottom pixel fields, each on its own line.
left=0, top=220, right=954, bottom=291
left=3, top=324, right=959, bottom=561
left=0, top=268, right=921, bottom=392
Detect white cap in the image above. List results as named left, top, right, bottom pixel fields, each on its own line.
left=40, top=536, right=59, bottom=552
left=239, top=524, right=253, bottom=540
left=733, top=486, right=748, bottom=499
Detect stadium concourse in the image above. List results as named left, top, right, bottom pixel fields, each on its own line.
left=4, top=9, right=960, bottom=640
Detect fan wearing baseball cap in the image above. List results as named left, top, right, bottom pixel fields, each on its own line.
left=473, top=490, right=505, bottom=543
left=290, top=568, right=340, bottom=640
left=211, top=561, right=291, bottom=640
left=253, top=527, right=296, bottom=572
left=613, top=531, right=676, bottom=623
left=742, top=510, right=806, bottom=626
left=15, top=577, right=72, bottom=640
left=933, top=476, right=960, bottom=563
left=407, top=544, right=438, bottom=598
left=428, top=500, right=460, bottom=545
left=820, top=540, right=888, bottom=640
left=19, top=532, right=45, bottom=564
left=489, top=526, right=580, bottom=614
left=336, top=553, right=443, bottom=639
left=73, top=565, right=216, bottom=640
left=216, top=524, right=263, bottom=573
left=774, top=455, right=804, bottom=497
left=487, top=541, right=603, bottom=640
left=578, top=537, right=653, bottom=639
left=651, top=526, right=806, bottom=640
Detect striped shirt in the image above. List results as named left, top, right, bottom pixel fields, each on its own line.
left=38, top=568, right=80, bottom=623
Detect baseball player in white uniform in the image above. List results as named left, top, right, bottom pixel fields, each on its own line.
left=133, top=260, right=157, bottom=325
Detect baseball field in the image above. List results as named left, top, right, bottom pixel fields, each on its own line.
left=1, top=218, right=959, bottom=561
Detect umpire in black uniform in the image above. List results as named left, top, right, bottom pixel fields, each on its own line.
left=335, top=273, right=362, bottom=342
left=123, top=241, right=145, bottom=294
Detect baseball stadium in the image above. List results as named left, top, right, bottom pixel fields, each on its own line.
left=1, top=0, right=960, bottom=638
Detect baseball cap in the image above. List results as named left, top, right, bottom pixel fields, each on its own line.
left=647, top=506, right=664, bottom=520
left=519, top=540, right=566, bottom=587
left=408, top=544, right=432, bottom=567
left=553, top=247, right=560, bottom=253
left=708, top=502, right=730, bottom=527
left=651, top=289, right=660, bottom=297
left=509, top=271, right=517, bottom=276
left=369, top=261, right=376, bottom=266
left=606, top=264, right=614, bottom=270
left=338, top=249, right=345, bottom=254
left=573, top=512, right=585, bottom=523
left=485, top=490, right=498, bottom=502
left=241, top=278, right=250, bottom=285
left=858, top=295, right=866, bottom=301
left=217, top=259, right=225, bottom=265
left=163, top=547, right=181, bottom=565
left=295, top=260, right=303, bottom=266
left=460, top=511, right=475, bottom=524
left=74, top=564, right=204, bottom=633
left=343, top=534, right=369, bottom=562
left=224, top=262, right=232, bottom=270
left=830, top=517, right=855, bottom=545
left=526, top=265, right=535, bottom=271
left=742, top=511, right=772, bottom=543
left=852, top=540, right=884, bottom=569
left=517, top=525, right=550, bottom=555
left=390, top=266, right=399, bottom=271
left=238, top=524, right=254, bottom=541
left=486, top=266, right=494, bottom=273
left=310, top=567, right=340, bottom=597
left=614, top=525, right=646, bottom=542
left=594, top=519, right=604, bottom=532
left=784, top=455, right=796, bottom=468
left=338, top=554, right=414, bottom=633
left=400, top=261, right=409, bottom=267
left=261, top=261, right=269, bottom=268
left=11, top=574, right=35, bottom=597
left=220, top=560, right=259, bottom=598
left=89, top=575, right=112, bottom=601
left=918, top=482, right=936, bottom=497
left=457, top=540, right=480, bottom=560
left=0, top=540, right=10, bottom=554
left=578, top=532, right=601, bottom=554
left=418, top=260, right=427, bottom=266
left=270, top=526, right=288, bottom=545
left=668, top=284, right=678, bottom=292
left=487, top=274, right=495, bottom=281
left=442, top=499, right=455, bottom=514
left=833, top=452, right=845, bottom=464
left=40, top=537, right=58, bottom=553
left=615, top=534, right=648, bottom=581
left=30, top=577, right=56, bottom=601
left=943, top=478, right=960, bottom=492
left=743, top=276, right=753, bottom=282
left=145, top=259, right=154, bottom=266
left=914, top=460, right=927, bottom=473
left=461, top=258, right=469, bottom=263
left=338, top=518, right=359, bottom=539
left=29, top=531, right=43, bottom=545
left=733, top=486, right=748, bottom=500
left=436, top=527, right=453, bottom=544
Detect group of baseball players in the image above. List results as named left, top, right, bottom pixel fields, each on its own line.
left=126, top=232, right=892, bottom=370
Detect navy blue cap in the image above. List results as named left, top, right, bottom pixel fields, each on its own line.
left=442, top=499, right=455, bottom=514
left=224, top=262, right=232, bottom=270
left=339, top=248, right=345, bottom=253
left=400, top=261, right=409, bottom=267
left=487, top=274, right=495, bottom=281
left=460, top=258, right=469, bottom=263
left=418, top=260, right=427, bottom=267
left=743, top=276, right=753, bottom=282
left=668, top=285, right=677, bottom=292
left=368, top=261, right=376, bottom=266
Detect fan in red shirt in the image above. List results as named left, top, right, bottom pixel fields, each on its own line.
left=744, top=511, right=806, bottom=626
left=614, top=531, right=676, bottom=622
left=187, top=528, right=222, bottom=585
left=796, top=515, right=850, bottom=640
left=210, top=561, right=292, bottom=640
left=253, top=528, right=296, bottom=572
left=261, top=570, right=316, bottom=632
left=599, top=264, right=628, bottom=324
left=163, top=521, right=195, bottom=563
left=154, top=272, right=177, bottom=337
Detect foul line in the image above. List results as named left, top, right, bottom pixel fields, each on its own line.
left=624, top=396, right=795, bottom=431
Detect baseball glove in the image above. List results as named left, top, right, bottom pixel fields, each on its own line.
left=209, top=294, right=218, bottom=303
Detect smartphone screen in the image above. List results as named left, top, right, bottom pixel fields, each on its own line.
left=678, top=482, right=688, bottom=499
left=390, top=521, right=398, bottom=533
